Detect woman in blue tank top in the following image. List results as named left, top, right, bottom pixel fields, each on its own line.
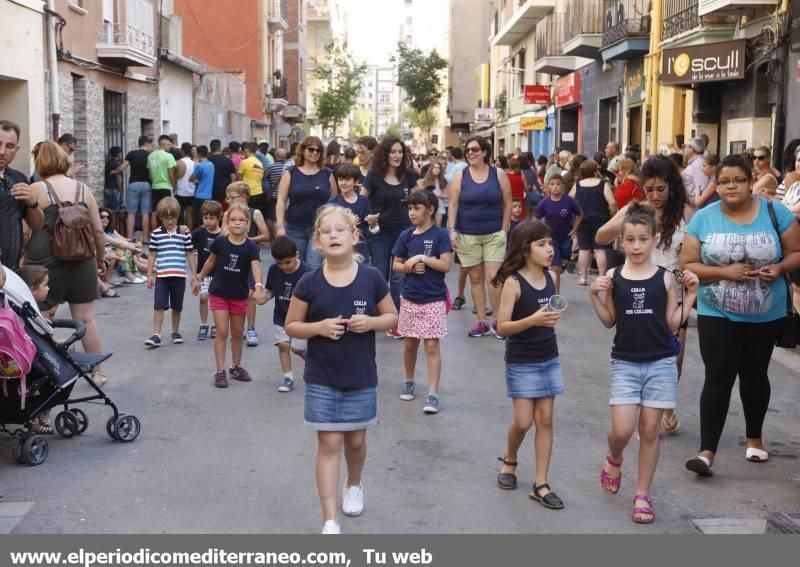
left=590, top=202, right=699, bottom=525
left=447, top=136, right=512, bottom=338
left=275, top=136, right=336, bottom=270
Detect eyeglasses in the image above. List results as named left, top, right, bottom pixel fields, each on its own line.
left=466, top=146, right=482, bottom=154
left=305, top=147, right=322, bottom=154
left=754, top=155, right=768, bottom=161
left=99, top=214, right=110, bottom=219
left=228, top=217, right=248, bottom=224
left=717, top=177, right=750, bottom=186
left=429, top=152, right=438, bottom=156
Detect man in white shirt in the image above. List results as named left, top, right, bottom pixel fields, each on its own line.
left=681, top=137, right=706, bottom=206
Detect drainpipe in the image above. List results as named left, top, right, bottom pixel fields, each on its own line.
left=46, top=0, right=61, bottom=138
left=644, top=0, right=663, bottom=158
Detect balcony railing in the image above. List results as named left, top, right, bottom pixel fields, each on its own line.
left=565, top=0, right=604, bottom=39
left=97, top=23, right=154, bottom=55
left=663, top=0, right=738, bottom=41
left=535, top=12, right=567, bottom=59
left=268, top=0, right=289, bottom=30
left=307, top=0, right=331, bottom=19
left=272, top=77, right=288, bottom=100
left=602, top=17, right=651, bottom=47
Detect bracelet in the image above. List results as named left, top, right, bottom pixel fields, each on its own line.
left=254, top=283, right=264, bottom=288
left=448, top=228, right=457, bottom=233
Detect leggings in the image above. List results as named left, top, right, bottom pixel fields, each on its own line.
left=697, top=315, right=784, bottom=453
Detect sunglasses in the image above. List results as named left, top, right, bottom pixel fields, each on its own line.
left=466, top=146, right=482, bottom=154
left=754, top=155, right=768, bottom=161
left=305, top=147, right=322, bottom=154
left=100, top=214, right=110, bottom=219
left=429, top=152, right=438, bottom=156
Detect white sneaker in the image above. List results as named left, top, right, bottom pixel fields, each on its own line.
left=321, top=520, right=341, bottom=534
left=342, top=483, right=364, bottom=516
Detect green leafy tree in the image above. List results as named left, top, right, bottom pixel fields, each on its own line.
left=311, top=40, right=367, bottom=133
left=392, top=43, right=447, bottom=143
left=403, top=108, right=437, bottom=140
left=383, top=122, right=402, bottom=139
left=350, top=107, right=371, bottom=139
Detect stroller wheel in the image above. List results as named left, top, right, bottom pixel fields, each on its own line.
left=70, top=409, right=89, bottom=434
left=12, top=436, right=26, bottom=464
left=106, top=415, right=120, bottom=440
left=23, top=435, right=49, bottom=466
left=114, top=415, right=141, bottom=442
left=55, top=411, right=79, bottom=438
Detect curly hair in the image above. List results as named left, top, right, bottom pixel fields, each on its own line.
left=639, top=155, right=687, bottom=252
left=370, top=136, right=412, bottom=180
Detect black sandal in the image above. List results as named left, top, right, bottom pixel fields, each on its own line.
left=497, top=457, right=518, bottom=490
left=529, top=483, right=564, bottom=509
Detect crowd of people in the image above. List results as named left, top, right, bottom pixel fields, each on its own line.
left=2, top=117, right=800, bottom=532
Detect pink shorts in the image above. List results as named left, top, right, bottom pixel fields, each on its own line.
left=209, top=294, right=248, bottom=316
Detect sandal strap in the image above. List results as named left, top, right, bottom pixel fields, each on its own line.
left=498, top=456, right=518, bottom=466
left=606, top=453, right=623, bottom=467
left=633, top=494, right=651, bottom=504
left=533, top=483, right=551, bottom=494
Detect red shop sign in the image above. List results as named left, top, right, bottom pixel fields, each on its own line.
left=555, top=72, right=581, bottom=107
left=524, top=85, right=551, bottom=105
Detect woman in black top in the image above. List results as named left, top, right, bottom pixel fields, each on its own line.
left=570, top=159, right=617, bottom=285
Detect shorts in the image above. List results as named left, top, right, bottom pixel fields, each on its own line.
left=304, top=382, right=377, bottom=431
left=176, top=195, right=195, bottom=221
left=103, top=187, right=121, bottom=212
left=505, top=357, right=564, bottom=399
left=609, top=356, right=678, bottom=409
left=551, top=237, right=573, bottom=267
left=209, top=294, right=248, bottom=316
left=457, top=230, right=507, bottom=268
left=790, top=269, right=800, bottom=286
left=151, top=189, right=172, bottom=212
left=126, top=181, right=152, bottom=214
left=397, top=298, right=448, bottom=339
left=437, top=202, right=448, bottom=216
left=274, top=324, right=308, bottom=351
left=199, top=276, right=213, bottom=295
left=41, top=258, right=98, bottom=309
left=154, top=277, right=186, bottom=312
left=577, top=223, right=612, bottom=251
left=248, top=193, right=268, bottom=219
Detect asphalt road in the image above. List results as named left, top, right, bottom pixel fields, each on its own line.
left=2, top=267, right=799, bottom=534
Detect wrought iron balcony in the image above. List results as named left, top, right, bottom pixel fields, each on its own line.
left=663, top=0, right=738, bottom=41
left=96, top=23, right=156, bottom=68
left=602, top=17, right=651, bottom=47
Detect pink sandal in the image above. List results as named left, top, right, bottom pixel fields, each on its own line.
left=632, top=494, right=655, bottom=524
left=600, top=453, right=622, bottom=494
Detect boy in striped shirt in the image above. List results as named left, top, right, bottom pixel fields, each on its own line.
left=145, top=197, right=198, bottom=348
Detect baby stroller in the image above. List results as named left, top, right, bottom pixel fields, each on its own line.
left=0, top=269, right=141, bottom=466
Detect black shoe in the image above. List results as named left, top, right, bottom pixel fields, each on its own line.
left=529, top=483, right=564, bottom=509
left=497, top=457, right=518, bottom=490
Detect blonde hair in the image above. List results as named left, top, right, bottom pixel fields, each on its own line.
left=33, top=140, right=70, bottom=178
left=226, top=202, right=251, bottom=223
left=156, top=196, right=181, bottom=219
left=226, top=181, right=250, bottom=199
left=313, top=205, right=363, bottom=262
left=618, top=157, right=638, bottom=177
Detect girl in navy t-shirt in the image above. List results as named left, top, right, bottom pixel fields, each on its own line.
left=391, top=190, right=452, bottom=414
left=492, top=221, right=564, bottom=510
left=285, top=205, right=397, bottom=535
left=589, top=202, right=698, bottom=525
left=192, top=202, right=266, bottom=389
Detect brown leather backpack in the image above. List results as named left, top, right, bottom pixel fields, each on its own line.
left=44, top=180, right=96, bottom=262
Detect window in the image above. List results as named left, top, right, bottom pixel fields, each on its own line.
left=379, top=93, right=391, bottom=104
left=127, top=0, right=154, bottom=36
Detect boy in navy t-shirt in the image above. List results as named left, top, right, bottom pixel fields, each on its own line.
left=329, top=163, right=372, bottom=261
left=191, top=200, right=223, bottom=340
left=263, top=236, right=311, bottom=392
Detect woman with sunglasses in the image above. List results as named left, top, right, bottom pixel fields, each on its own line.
left=681, top=154, right=800, bottom=477
left=752, top=146, right=780, bottom=198
left=447, top=136, right=512, bottom=338
left=596, top=156, right=693, bottom=434
left=276, top=136, right=337, bottom=270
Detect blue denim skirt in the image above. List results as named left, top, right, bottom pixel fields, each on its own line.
left=505, top=357, right=565, bottom=399
left=304, top=382, right=377, bottom=431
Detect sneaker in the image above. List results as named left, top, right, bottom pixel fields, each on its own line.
left=144, top=334, right=162, bottom=348
left=197, top=325, right=209, bottom=341
left=342, top=483, right=364, bottom=516
left=209, top=326, right=216, bottom=339
left=171, top=331, right=184, bottom=344
left=423, top=394, right=440, bottom=414
left=400, top=380, right=416, bottom=401
left=246, top=327, right=259, bottom=347
left=467, top=321, right=491, bottom=337
left=386, top=325, right=404, bottom=339
left=451, top=295, right=466, bottom=310
left=491, top=320, right=505, bottom=340
left=278, top=377, right=295, bottom=392
left=214, top=370, right=228, bottom=388
left=321, top=520, right=341, bottom=534
left=229, top=365, right=252, bottom=382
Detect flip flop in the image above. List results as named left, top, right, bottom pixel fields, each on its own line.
left=746, top=447, right=769, bottom=462
left=685, top=455, right=713, bottom=476
left=662, top=412, right=681, bottom=434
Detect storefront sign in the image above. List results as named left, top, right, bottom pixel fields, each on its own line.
left=555, top=73, right=581, bottom=107
left=474, top=107, right=495, bottom=122
left=792, top=0, right=800, bottom=52
left=625, top=59, right=645, bottom=105
left=662, top=40, right=745, bottom=85
left=524, top=85, right=551, bottom=105
left=520, top=117, right=547, bottom=130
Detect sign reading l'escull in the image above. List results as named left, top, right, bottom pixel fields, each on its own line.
left=661, top=40, right=745, bottom=85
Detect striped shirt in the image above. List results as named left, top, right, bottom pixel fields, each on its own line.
left=150, top=227, right=193, bottom=278
left=267, top=160, right=287, bottom=199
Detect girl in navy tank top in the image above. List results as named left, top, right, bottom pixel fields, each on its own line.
left=492, top=221, right=565, bottom=510
left=590, top=203, right=698, bottom=525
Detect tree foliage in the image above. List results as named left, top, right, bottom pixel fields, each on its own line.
left=350, top=107, right=372, bottom=139
left=311, top=40, right=367, bottom=132
left=404, top=108, right=437, bottom=140
left=382, top=122, right=402, bottom=139
left=393, top=43, right=447, bottom=143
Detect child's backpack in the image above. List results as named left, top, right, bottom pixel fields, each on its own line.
left=0, top=294, right=37, bottom=409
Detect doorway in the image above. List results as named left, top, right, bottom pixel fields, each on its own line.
left=558, top=106, right=579, bottom=153
left=628, top=106, right=642, bottom=148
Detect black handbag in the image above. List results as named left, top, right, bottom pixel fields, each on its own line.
left=767, top=201, right=800, bottom=348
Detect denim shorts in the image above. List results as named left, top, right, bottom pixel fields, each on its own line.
left=505, top=357, right=565, bottom=399
left=126, top=181, right=152, bottom=214
left=304, top=382, right=377, bottom=431
left=551, top=237, right=573, bottom=267
left=609, top=356, right=678, bottom=409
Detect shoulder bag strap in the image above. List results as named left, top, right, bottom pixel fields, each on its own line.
left=766, top=200, right=792, bottom=314
left=43, top=179, right=64, bottom=208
